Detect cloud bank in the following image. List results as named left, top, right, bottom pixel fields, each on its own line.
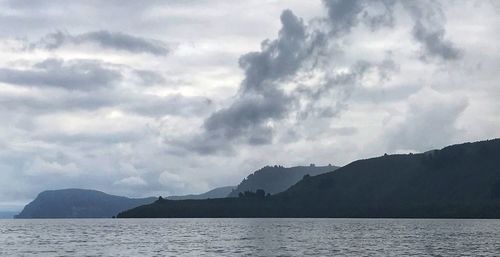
left=33, top=30, right=169, bottom=55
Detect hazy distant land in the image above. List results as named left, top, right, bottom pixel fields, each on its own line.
left=15, top=165, right=336, bottom=218
left=0, top=211, right=18, bottom=219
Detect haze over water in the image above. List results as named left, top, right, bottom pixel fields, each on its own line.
left=2, top=218, right=499, bottom=256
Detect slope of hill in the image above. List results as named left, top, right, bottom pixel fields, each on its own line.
left=227, top=165, right=338, bottom=197
left=118, top=139, right=500, bottom=218
left=16, top=189, right=156, bottom=219
left=167, top=186, right=235, bottom=200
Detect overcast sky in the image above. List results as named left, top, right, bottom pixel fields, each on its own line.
left=0, top=0, right=499, bottom=211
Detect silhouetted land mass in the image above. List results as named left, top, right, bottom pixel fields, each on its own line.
left=167, top=186, right=235, bottom=200
left=118, top=139, right=500, bottom=218
left=16, top=189, right=156, bottom=218
left=227, top=164, right=338, bottom=197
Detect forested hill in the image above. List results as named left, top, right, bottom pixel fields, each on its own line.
left=16, top=189, right=156, bottom=218
left=118, top=139, right=500, bottom=218
left=227, top=165, right=338, bottom=197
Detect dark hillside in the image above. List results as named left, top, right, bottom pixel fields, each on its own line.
left=118, top=139, right=500, bottom=218
left=228, top=165, right=338, bottom=197
left=16, top=189, right=156, bottom=218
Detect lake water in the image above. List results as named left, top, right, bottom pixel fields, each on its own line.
left=1, top=218, right=500, bottom=256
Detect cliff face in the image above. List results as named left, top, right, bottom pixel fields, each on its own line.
left=118, top=139, right=500, bottom=218
left=16, top=189, right=156, bottom=218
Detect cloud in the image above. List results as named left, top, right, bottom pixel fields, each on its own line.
left=113, top=176, right=148, bottom=187
left=324, top=0, right=461, bottom=61
left=0, top=90, right=110, bottom=113
left=411, top=21, right=461, bottom=61
left=403, top=1, right=462, bottom=61
left=185, top=1, right=405, bottom=154
left=134, top=70, right=166, bottom=86
left=0, top=86, right=212, bottom=119
left=323, top=0, right=364, bottom=34
left=362, top=0, right=397, bottom=30
left=203, top=93, right=289, bottom=143
left=124, top=94, right=214, bottom=118
left=189, top=9, right=309, bottom=152
left=24, top=157, right=81, bottom=177
left=34, top=130, right=143, bottom=145
left=158, top=171, right=186, bottom=194
left=323, top=0, right=397, bottom=33
left=34, top=30, right=169, bottom=55
left=351, top=83, right=422, bottom=103
left=239, top=9, right=309, bottom=93
left=294, top=60, right=372, bottom=119
left=0, top=58, right=121, bottom=91
left=385, top=88, right=469, bottom=151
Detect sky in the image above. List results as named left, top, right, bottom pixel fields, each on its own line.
left=0, top=0, right=499, bottom=211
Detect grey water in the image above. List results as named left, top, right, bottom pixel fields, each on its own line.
left=1, top=219, right=500, bottom=256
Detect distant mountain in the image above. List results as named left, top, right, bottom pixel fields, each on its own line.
left=227, top=165, right=338, bottom=197
left=16, top=189, right=156, bottom=219
left=118, top=139, right=500, bottom=218
left=167, top=186, right=235, bottom=200
left=0, top=211, right=18, bottom=219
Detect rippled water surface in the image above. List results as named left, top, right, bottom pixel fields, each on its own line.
left=2, top=218, right=500, bottom=256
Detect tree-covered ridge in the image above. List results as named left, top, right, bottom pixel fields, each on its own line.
left=118, top=138, right=500, bottom=218
left=228, top=164, right=338, bottom=197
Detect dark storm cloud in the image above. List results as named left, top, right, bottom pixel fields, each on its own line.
left=238, top=9, right=308, bottom=93
left=196, top=9, right=308, bottom=151
left=324, top=0, right=461, bottom=61
left=294, top=60, right=372, bottom=119
left=323, top=0, right=364, bottom=34
left=188, top=60, right=374, bottom=155
left=34, top=30, right=169, bottom=55
left=411, top=21, right=461, bottom=61
left=403, top=1, right=462, bottom=61
left=189, top=1, right=404, bottom=154
left=323, top=0, right=396, bottom=33
left=0, top=58, right=121, bottom=91
left=203, top=92, right=290, bottom=141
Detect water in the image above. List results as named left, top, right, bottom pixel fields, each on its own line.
left=1, top=218, right=500, bottom=256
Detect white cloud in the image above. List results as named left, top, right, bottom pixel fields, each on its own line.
left=113, top=176, right=148, bottom=187
left=25, top=157, right=80, bottom=177
left=384, top=88, right=469, bottom=152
